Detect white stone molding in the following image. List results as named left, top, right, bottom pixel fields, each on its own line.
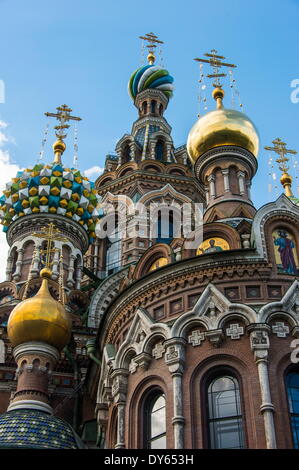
left=248, top=324, right=277, bottom=449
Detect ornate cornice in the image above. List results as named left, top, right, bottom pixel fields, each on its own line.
left=97, top=170, right=205, bottom=198
left=99, top=251, right=272, bottom=343
left=6, top=214, right=89, bottom=253
left=194, top=146, right=258, bottom=181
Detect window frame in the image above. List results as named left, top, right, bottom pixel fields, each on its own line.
left=142, top=388, right=167, bottom=449
left=285, top=366, right=299, bottom=448
left=202, top=367, right=246, bottom=449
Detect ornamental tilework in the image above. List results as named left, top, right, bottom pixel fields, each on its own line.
left=0, top=409, right=82, bottom=449
left=0, top=163, right=102, bottom=244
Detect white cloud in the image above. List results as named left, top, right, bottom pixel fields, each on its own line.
left=0, top=121, right=21, bottom=282
left=83, top=166, right=104, bottom=180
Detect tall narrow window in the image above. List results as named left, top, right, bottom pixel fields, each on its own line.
left=207, top=374, right=245, bottom=449
left=155, top=140, right=164, bottom=161
left=106, top=220, right=122, bottom=276
left=157, top=210, right=173, bottom=244
left=151, top=100, right=156, bottom=114
left=286, top=369, right=299, bottom=448
left=144, top=392, right=166, bottom=449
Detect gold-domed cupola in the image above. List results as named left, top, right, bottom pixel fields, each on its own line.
left=187, top=86, right=259, bottom=164
left=7, top=267, right=71, bottom=351
left=187, top=50, right=259, bottom=222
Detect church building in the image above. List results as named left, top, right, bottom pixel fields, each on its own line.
left=0, top=34, right=298, bottom=449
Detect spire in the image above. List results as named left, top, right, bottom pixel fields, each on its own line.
left=139, top=32, right=164, bottom=65
left=45, top=104, right=82, bottom=164
left=265, top=138, right=297, bottom=197
left=194, top=49, right=237, bottom=111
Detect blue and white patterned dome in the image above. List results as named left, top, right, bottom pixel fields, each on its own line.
left=0, top=409, right=85, bottom=449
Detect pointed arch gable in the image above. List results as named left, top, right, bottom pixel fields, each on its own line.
left=171, top=283, right=257, bottom=337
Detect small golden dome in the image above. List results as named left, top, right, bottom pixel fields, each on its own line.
left=280, top=172, right=292, bottom=185
left=7, top=270, right=71, bottom=351
left=53, top=139, right=66, bottom=154
left=187, top=91, right=259, bottom=165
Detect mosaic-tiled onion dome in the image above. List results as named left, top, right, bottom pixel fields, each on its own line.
left=128, top=64, right=174, bottom=100
left=0, top=409, right=85, bottom=449
left=0, top=163, right=101, bottom=243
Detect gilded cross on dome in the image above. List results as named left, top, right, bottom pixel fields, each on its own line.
left=194, top=49, right=236, bottom=88
left=265, top=138, right=297, bottom=197
left=45, top=104, right=81, bottom=141
left=33, top=222, right=68, bottom=269
left=45, top=105, right=82, bottom=164
left=139, top=32, right=164, bottom=65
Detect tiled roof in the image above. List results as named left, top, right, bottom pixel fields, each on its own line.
left=0, top=409, right=84, bottom=449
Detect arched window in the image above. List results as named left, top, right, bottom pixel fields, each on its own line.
left=159, top=104, right=163, bottom=116
left=206, top=373, right=245, bottom=449
left=157, top=210, right=173, bottom=244
left=286, top=368, right=299, bottom=448
left=123, top=144, right=131, bottom=163
left=151, top=100, right=156, bottom=114
left=155, top=140, right=164, bottom=161
left=144, top=391, right=166, bottom=449
left=142, top=101, right=147, bottom=115
left=106, top=219, right=122, bottom=276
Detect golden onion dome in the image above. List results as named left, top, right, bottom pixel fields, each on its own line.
left=7, top=268, right=71, bottom=351
left=187, top=87, right=259, bottom=165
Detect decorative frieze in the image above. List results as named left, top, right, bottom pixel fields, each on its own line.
left=271, top=322, right=289, bottom=338
left=188, top=330, right=205, bottom=346
left=152, top=342, right=165, bottom=359
left=226, top=323, right=244, bottom=340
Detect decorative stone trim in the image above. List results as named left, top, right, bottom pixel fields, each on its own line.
left=271, top=321, right=289, bottom=337
left=226, top=323, right=244, bottom=340
left=188, top=330, right=205, bottom=346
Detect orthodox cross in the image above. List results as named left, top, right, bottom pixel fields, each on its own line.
left=45, top=104, right=81, bottom=141
left=139, top=32, right=164, bottom=64
left=264, top=138, right=297, bottom=173
left=194, top=49, right=236, bottom=87
left=33, top=223, right=68, bottom=269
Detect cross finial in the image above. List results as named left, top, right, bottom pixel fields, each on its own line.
left=139, top=32, right=164, bottom=65
left=33, top=223, right=68, bottom=270
left=194, top=50, right=236, bottom=109
left=194, top=49, right=236, bottom=88
left=265, top=138, right=297, bottom=197
left=45, top=105, right=82, bottom=164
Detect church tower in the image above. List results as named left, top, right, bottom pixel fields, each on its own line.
left=187, top=51, right=259, bottom=224
left=0, top=106, right=100, bottom=431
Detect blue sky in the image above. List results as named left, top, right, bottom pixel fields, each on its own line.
left=0, top=0, right=298, bottom=271
left=0, top=0, right=298, bottom=202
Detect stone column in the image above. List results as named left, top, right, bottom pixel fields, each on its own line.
left=204, top=186, right=210, bottom=204
left=237, top=170, right=246, bottom=195
left=164, top=338, right=186, bottom=449
left=5, top=254, right=14, bottom=281
left=207, top=175, right=216, bottom=200
left=30, top=244, right=42, bottom=277
left=222, top=169, right=230, bottom=192
left=111, top=369, right=128, bottom=449
left=129, top=143, right=135, bottom=161
left=248, top=324, right=277, bottom=449
left=75, top=264, right=82, bottom=290
left=12, top=248, right=24, bottom=281
left=166, top=143, right=172, bottom=162
left=51, top=247, right=60, bottom=281
left=150, top=141, right=156, bottom=160
left=66, top=254, right=76, bottom=288
left=246, top=180, right=252, bottom=200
